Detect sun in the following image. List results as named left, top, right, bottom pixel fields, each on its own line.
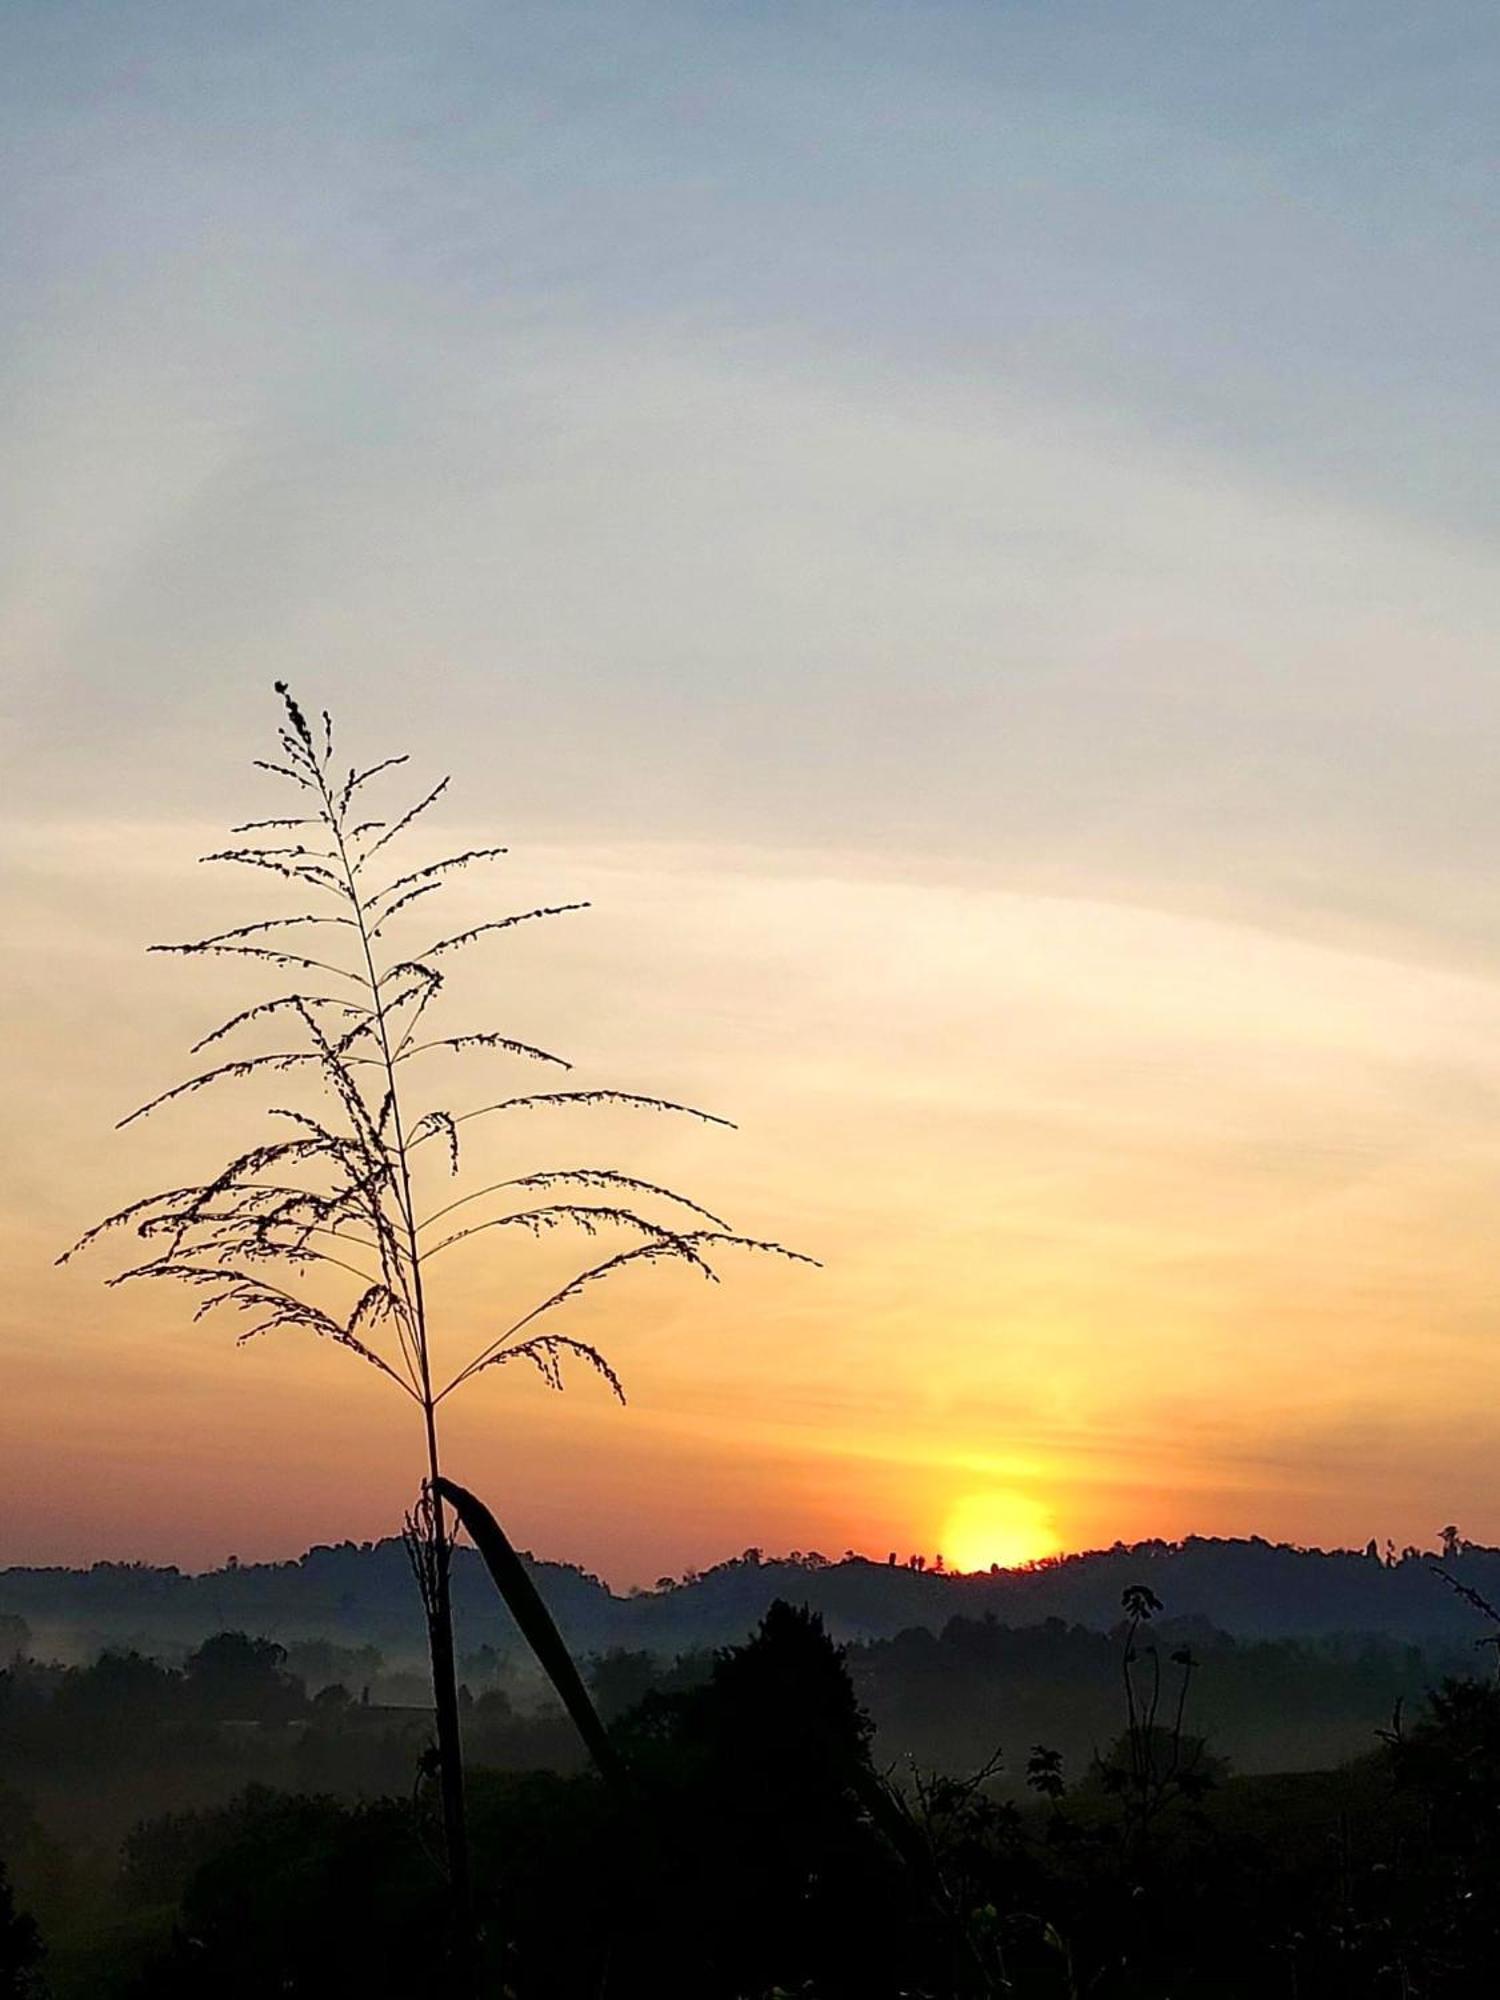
left=942, top=1491, right=1059, bottom=1573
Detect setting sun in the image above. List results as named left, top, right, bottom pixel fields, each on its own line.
left=942, top=1492, right=1060, bottom=1574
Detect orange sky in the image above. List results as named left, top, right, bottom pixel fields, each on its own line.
left=9, top=801, right=1500, bottom=1584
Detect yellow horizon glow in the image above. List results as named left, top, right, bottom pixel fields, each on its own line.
left=9, top=819, right=1500, bottom=1580
left=942, top=1492, right=1061, bottom=1574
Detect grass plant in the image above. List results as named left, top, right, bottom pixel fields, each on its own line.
left=60, top=683, right=811, bottom=1982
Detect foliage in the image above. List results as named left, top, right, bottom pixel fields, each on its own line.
left=12, top=1603, right=1500, bottom=1994
left=0, top=1859, right=41, bottom=1999
left=61, top=683, right=807, bottom=1425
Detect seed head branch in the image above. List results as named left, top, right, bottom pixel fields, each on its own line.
left=67, top=681, right=810, bottom=1532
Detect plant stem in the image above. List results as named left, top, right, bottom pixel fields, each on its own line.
left=322, top=767, right=476, bottom=1988
left=421, top=1433, right=475, bottom=1989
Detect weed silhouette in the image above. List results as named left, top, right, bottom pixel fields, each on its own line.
left=60, top=685, right=812, bottom=1984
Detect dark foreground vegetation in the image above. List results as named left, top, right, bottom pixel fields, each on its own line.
left=5, top=1591, right=1500, bottom=1996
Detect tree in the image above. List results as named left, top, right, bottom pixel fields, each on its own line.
left=0, top=1859, right=40, bottom=1999
left=185, top=1631, right=302, bottom=1720
left=61, top=684, right=810, bottom=1984
left=617, top=1601, right=885, bottom=1994
left=588, top=1647, right=662, bottom=1723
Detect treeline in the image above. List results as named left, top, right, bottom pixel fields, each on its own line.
left=6, top=1532, right=1498, bottom=1667
left=4, top=1598, right=1500, bottom=1996
left=849, top=1613, right=1455, bottom=1778
left=0, top=1632, right=590, bottom=1856
left=0, top=1609, right=1458, bottom=1846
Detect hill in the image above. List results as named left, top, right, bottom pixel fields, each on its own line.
left=2, top=1531, right=1494, bottom=1666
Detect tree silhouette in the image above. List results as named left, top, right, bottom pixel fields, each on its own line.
left=184, top=1632, right=301, bottom=1721
left=0, top=1859, right=40, bottom=1999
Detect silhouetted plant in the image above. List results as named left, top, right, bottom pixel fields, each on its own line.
left=1025, top=1743, right=1065, bottom=1803
left=60, top=684, right=811, bottom=1983
left=901, top=1746, right=1018, bottom=1994
left=0, top=1857, right=40, bottom=1999
left=1100, top=1585, right=1215, bottom=1850
left=184, top=1632, right=301, bottom=1721
left=1430, top=1559, right=1500, bottom=1682
left=436, top=1476, right=626, bottom=1792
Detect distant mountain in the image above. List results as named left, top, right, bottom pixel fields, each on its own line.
left=4, top=1533, right=1497, bottom=1666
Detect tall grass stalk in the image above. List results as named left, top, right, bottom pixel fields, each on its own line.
left=61, top=684, right=811, bottom=1983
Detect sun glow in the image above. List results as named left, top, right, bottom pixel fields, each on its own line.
left=942, top=1491, right=1060, bottom=1573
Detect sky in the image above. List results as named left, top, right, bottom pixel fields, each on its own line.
left=5, top=1, right=1500, bottom=1582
